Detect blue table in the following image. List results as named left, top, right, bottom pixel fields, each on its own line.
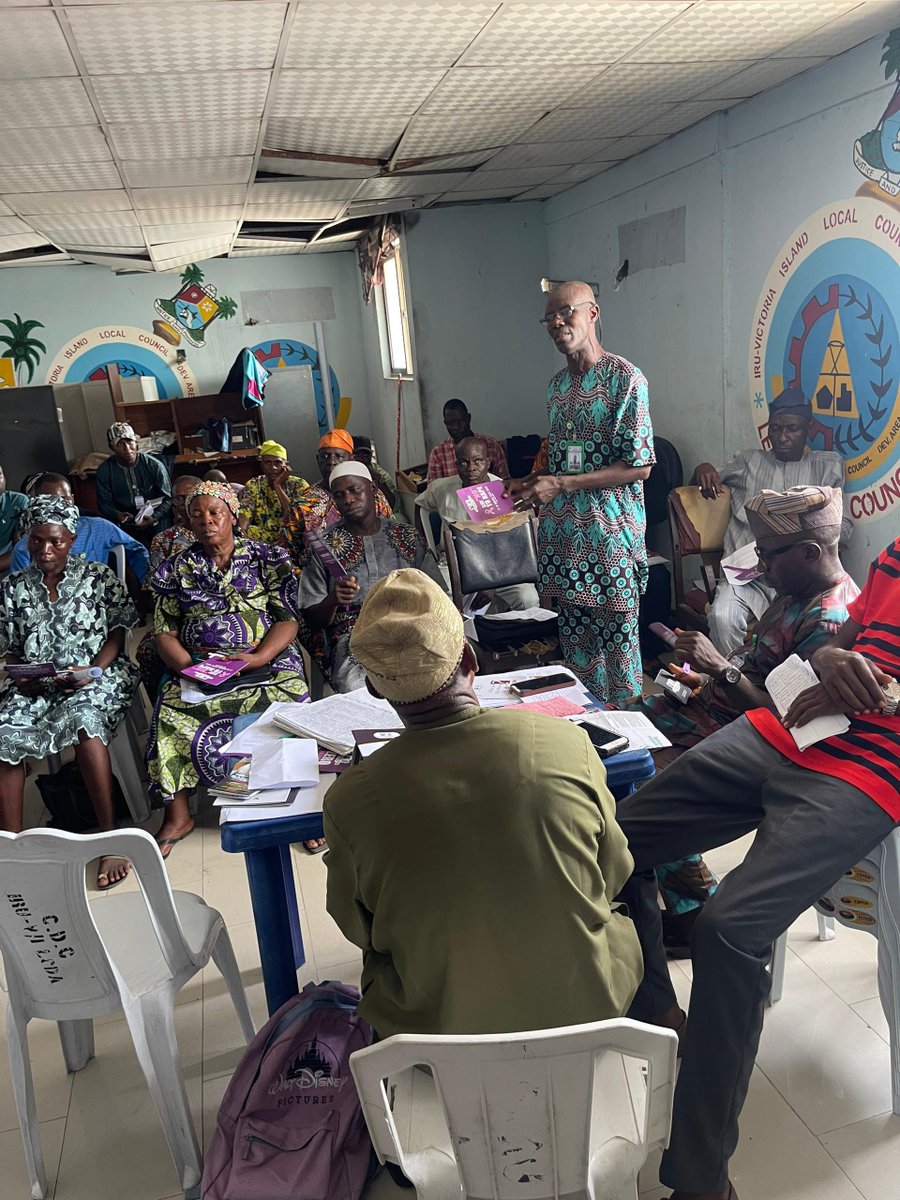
left=220, top=720, right=654, bottom=1017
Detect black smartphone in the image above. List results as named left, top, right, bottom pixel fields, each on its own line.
left=580, top=723, right=629, bottom=758
left=510, top=672, right=578, bottom=697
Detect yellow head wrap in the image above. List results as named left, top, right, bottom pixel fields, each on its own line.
left=259, top=440, right=288, bottom=460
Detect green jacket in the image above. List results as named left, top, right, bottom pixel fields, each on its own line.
left=324, top=706, right=642, bottom=1038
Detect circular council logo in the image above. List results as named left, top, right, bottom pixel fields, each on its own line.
left=45, top=325, right=197, bottom=398
left=749, top=197, right=900, bottom=523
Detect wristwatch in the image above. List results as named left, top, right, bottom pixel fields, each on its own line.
left=720, top=665, right=743, bottom=686
left=882, top=679, right=900, bottom=716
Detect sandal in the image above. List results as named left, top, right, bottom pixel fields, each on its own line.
left=156, top=823, right=195, bottom=861
left=303, top=838, right=327, bottom=855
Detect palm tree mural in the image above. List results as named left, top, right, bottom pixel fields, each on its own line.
left=0, top=313, right=47, bottom=384
left=855, top=27, right=900, bottom=193
left=153, top=264, right=238, bottom=348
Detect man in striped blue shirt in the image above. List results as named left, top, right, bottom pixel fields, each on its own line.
left=10, top=473, right=149, bottom=582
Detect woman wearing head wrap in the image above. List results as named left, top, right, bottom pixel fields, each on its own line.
left=237, top=440, right=312, bottom=545
left=95, top=421, right=173, bottom=542
left=145, top=480, right=309, bottom=857
left=0, top=495, right=140, bottom=889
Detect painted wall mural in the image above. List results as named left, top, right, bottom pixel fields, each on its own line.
left=153, top=263, right=237, bottom=348
left=44, top=325, right=198, bottom=397
left=0, top=313, right=46, bottom=387
left=750, top=28, right=900, bottom=525
left=248, top=339, right=349, bottom=434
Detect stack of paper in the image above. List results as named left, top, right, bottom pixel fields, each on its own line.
left=248, top=740, right=319, bottom=791
left=273, top=689, right=399, bottom=755
left=765, top=655, right=850, bottom=750
left=474, top=665, right=595, bottom=710
left=574, top=709, right=672, bottom=751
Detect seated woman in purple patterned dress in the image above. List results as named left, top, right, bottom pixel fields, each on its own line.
left=145, top=481, right=308, bottom=858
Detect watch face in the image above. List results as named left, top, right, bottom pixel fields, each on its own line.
left=724, top=666, right=742, bottom=685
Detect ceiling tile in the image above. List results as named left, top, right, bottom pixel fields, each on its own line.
left=244, top=201, right=347, bottom=221
left=0, top=9, right=76, bottom=78
left=150, top=239, right=235, bottom=269
left=422, top=64, right=600, bottom=113
left=569, top=60, right=751, bottom=106
left=250, top=179, right=362, bottom=203
left=270, top=69, right=446, bottom=122
left=632, top=100, right=726, bottom=135
left=0, top=78, right=96, bottom=127
left=457, top=167, right=556, bottom=189
left=303, top=242, right=356, bottom=254
left=353, top=172, right=472, bottom=198
left=395, top=149, right=496, bottom=171
left=67, top=2, right=287, bottom=75
left=400, top=109, right=547, bottom=157
left=0, top=200, right=12, bottom=217
left=282, top=0, right=494, bottom=70
left=258, top=155, right=375, bottom=179
left=0, top=216, right=36, bottom=238
left=485, top=139, right=621, bottom=169
left=264, top=113, right=408, bottom=160
left=460, top=1, right=690, bottom=65
left=606, top=134, right=669, bottom=156
left=2, top=125, right=111, bottom=165
left=638, top=1, right=856, bottom=62
left=136, top=205, right=245, bottom=224
left=0, top=231, right=56, bottom=253
left=519, top=103, right=672, bottom=143
left=548, top=162, right=617, bottom=186
left=67, top=252, right=153, bottom=272
left=0, top=161, right=122, bottom=191
left=132, top=185, right=249, bottom=209
left=513, top=184, right=572, bottom=201
left=692, top=56, right=829, bottom=99
left=231, top=245, right=305, bottom=257
left=234, top=237, right=309, bottom=249
left=121, top=157, right=254, bottom=188
left=0, top=0, right=51, bottom=6
left=774, top=2, right=900, bottom=57
left=35, top=211, right=142, bottom=235
left=437, top=188, right=519, bottom=202
left=109, top=120, right=260, bottom=161
left=91, top=70, right=271, bottom=124
left=5, top=189, right=132, bottom=214
left=145, top=221, right=239, bottom=244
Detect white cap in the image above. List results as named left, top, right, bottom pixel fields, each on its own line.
left=329, top=461, right=372, bottom=487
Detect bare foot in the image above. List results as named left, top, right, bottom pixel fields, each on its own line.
left=97, top=856, right=130, bottom=891
left=303, top=838, right=327, bottom=854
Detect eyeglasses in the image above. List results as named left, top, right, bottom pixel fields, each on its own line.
left=755, top=539, right=818, bottom=563
left=539, top=301, right=594, bottom=327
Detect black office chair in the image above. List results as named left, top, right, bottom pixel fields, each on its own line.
left=442, top=518, right=560, bottom=670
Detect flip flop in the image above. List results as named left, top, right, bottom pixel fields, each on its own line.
left=157, top=824, right=195, bottom=861
left=97, top=859, right=130, bottom=891
left=303, top=838, right=327, bottom=855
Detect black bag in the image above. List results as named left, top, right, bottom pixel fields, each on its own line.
left=450, top=523, right=539, bottom=595
left=37, top=761, right=128, bottom=833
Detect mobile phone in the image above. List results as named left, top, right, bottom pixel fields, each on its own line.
left=579, top=723, right=629, bottom=758
left=510, top=672, right=578, bottom=698
left=655, top=669, right=692, bottom=705
left=649, top=621, right=677, bottom=647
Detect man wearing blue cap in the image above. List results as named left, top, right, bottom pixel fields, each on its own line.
left=694, top=386, right=851, bottom=655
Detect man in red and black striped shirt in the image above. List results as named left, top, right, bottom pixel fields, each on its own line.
left=616, top=507, right=899, bottom=1200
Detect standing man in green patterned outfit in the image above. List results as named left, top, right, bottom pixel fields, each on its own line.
left=509, top=281, right=655, bottom=703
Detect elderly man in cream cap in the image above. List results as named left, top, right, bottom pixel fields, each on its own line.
left=297, top=460, right=445, bottom=692
left=322, top=568, right=642, bottom=1041
left=614, top=489, right=900, bottom=1200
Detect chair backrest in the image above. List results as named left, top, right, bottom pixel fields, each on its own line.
left=350, top=1019, right=677, bottom=1200
left=111, top=542, right=127, bottom=583
left=443, top=518, right=539, bottom=608
left=667, top=485, right=733, bottom=605
left=0, top=828, right=201, bottom=1021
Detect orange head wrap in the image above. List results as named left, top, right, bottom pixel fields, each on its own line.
left=318, top=429, right=354, bottom=454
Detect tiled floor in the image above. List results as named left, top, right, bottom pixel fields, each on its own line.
left=3, top=800, right=900, bottom=1200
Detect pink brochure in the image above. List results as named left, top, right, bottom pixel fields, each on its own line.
left=181, top=658, right=245, bottom=687
left=455, top=479, right=515, bottom=522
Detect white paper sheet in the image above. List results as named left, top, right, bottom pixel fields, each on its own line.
left=573, top=709, right=672, bottom=751
left=765, top=654, right=850, bottom=750
left=272, top=690, right=398, bottom=754
left=218, top=702, right=296, bottom=756
left=719, top=541, right=763, bottom=587
left=219, top=782, right=327, bottom=824
left=479, top=607, right=558, bottom=623
left=474, top=665, right=595, bottom=709
left=249, top=739, right=320, bottom=791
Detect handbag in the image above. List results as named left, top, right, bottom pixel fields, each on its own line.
left=450, top=523, right=539, bottom=595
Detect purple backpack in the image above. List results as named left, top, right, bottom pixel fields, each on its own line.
left=201, top=981, right=375, bottom=1200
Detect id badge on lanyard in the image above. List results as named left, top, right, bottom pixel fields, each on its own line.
left=561, top=440, right=585, bottom=475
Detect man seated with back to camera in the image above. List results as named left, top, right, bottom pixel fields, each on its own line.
left=323, top=567, right=643, bottom=1040
left=614, top=525, right=900, bottom=1200
left=415, top=435, right=540, bottom=612
left=297, top=461, right=445, bottom=692
left=628, top=485, right=858, bottom=952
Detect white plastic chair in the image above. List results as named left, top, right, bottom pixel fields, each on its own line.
left=769, top=909, right=834, bottom=1005
left=350, top=1018, right=678, bottom=1200
left=0, top=827, right=256, bottom=1198
left=769, top=827, right=900, bottom=1114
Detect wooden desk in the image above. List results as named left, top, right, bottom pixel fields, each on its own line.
left=173, top=447, right=260, bottom=485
